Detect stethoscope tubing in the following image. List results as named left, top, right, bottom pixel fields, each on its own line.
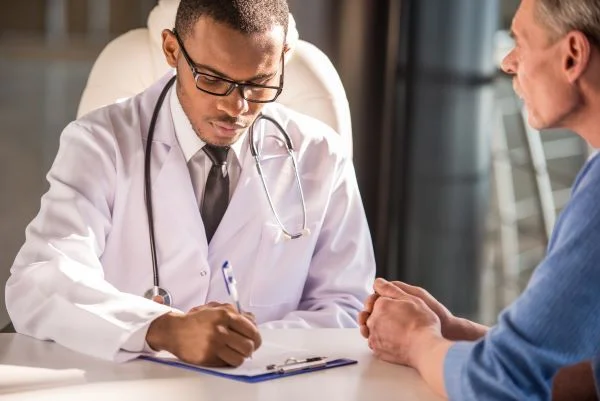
left=145, top=76, right=177, bottom=290
left=143, top=77, right=308, bottom=303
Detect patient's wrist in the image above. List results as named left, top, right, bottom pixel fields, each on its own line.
left=444, top=317, right=488, bottom=341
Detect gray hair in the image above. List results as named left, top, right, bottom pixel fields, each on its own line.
left=535, top=0, right=600, bottom=46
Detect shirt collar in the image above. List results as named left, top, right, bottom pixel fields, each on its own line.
left=169, top=83, right=246, bottom=164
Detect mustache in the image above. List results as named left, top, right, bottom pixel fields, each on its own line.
left=212, top=116, right=250, bottom=128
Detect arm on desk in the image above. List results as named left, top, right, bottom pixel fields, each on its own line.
left=146, top=305, right=262, bottom=367
left=5, top=121, right=172, bottom=362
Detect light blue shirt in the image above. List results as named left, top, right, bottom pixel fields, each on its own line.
left=445, top=153, right=600, bottom=400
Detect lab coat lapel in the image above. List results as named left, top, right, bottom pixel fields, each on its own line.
left=144, top=80, right=209, bottom=257
left=208, top=134, right=267, bottom=255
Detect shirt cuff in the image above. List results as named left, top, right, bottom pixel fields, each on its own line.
left=444, top=341, right=476, bottom=401
left=121, top=321, right=156, bottom=353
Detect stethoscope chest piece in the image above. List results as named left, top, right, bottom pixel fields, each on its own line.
left=144, top=286, right=173, bottom=307
left=142, top=80, right=309, bottom=307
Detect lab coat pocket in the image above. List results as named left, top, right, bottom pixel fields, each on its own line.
left=249, top=222, right=316, bottom=308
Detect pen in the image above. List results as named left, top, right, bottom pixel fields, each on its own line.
left=222, top=261, right=242, bottom=313
left=266, top=357, right=328, bottom=374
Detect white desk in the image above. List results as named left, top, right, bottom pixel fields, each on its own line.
left=0, top=329, right=443, bottom=401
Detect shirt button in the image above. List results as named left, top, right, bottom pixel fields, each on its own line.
left=200, top=270, right=207, bottom=277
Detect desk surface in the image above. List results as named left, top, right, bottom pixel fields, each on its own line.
left=0, top=329, right=443, bottom=401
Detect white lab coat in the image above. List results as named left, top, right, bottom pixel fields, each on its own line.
left=5, top=73, right=375, bottom=361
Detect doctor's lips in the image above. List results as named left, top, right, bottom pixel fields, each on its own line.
left=211, top=121, right=248, bottom=135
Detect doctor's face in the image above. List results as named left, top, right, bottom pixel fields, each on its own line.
left=162, top=16, right=286, bottom=147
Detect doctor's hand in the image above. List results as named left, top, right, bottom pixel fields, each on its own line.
left=146, top=304, right=262, bottom=367
left=189, top=302, right=257, bottom=325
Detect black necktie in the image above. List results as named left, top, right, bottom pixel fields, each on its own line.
left=201, top=145, right=230, bottom=243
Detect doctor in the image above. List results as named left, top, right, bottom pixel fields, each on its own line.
left=5, top=0, right=375, bottom=366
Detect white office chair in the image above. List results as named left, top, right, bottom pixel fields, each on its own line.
left=77, top=0, right=353, bottom=157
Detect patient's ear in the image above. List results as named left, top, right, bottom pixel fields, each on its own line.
left=563, top=30, right=591, bottom=83
left=162, top=29, right=179, bottom=68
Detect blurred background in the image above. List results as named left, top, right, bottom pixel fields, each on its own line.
left=0, top=0, right=589, bottom=329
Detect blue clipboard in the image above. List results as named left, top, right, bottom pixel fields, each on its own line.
left=140, top=355, right=357, bottom=383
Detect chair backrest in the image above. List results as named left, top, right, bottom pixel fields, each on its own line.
left=77, top=0, right=353, bottom=157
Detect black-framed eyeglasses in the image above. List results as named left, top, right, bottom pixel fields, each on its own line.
left=172, top=29, right=284, bottom=103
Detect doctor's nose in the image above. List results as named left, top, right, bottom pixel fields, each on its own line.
left=216, top=87, right=249, bottom=117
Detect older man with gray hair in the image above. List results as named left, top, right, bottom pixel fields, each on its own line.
left=360, top=0, right=600, bottom=399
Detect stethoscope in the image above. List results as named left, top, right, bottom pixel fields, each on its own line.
left=143, top=76, right=309, bottom=306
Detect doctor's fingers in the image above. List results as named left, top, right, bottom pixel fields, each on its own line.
left=187, top=303, right=220, bottom=314
left=228, top=314, right=262, bottom=350
left=223, top=328, right=257, bottom=358
left=243, top=311, right=257, bottom=325
left=216, top=344, right=247, bottom=367
left=189, top=302, right=235, bottom=313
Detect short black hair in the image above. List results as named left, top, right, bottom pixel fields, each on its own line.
left=175, top=0, right=289, bottom=41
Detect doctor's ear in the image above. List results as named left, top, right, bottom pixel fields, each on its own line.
left=282, top=43, right=292, bottom=65
left=162, top=29, right=179, bottom=68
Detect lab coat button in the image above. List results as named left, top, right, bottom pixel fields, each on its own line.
left=200, top=270, right=207, bottom=277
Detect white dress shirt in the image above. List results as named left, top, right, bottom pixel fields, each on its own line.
left=169, top=85, right=246, bottom=205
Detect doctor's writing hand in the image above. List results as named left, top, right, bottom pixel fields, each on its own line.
left=146, top=304, right=262, bottom=367
left=189, top=302, right=257, bottom=325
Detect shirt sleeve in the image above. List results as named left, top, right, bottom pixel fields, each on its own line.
left=444, top=155, right=600, bottom=400
left=261, top=148, right=375, bottom=328
left=120, top=319, right=164, bottom=354
left=5, top=121, right=173, bottom=362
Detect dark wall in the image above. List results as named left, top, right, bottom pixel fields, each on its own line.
left=288, top=0, right=395, bottom=269
left=0, top=0, right=155, bottom=36
left=290, top=0, right=499, bottom=318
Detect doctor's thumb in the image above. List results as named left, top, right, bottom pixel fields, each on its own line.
left=243, top=312, right=257, bottom=325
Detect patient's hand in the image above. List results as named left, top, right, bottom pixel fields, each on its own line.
left=360, top=279, right=488, bottom=341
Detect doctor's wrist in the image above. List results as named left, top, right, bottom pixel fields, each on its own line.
left=146, top=312, right=183, bottom=352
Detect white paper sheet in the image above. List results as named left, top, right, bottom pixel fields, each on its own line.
left=151, top=341, right=320, bottom=376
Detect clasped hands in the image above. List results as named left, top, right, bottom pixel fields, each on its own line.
left=359, top=278, right=481, bottom=371
left=146, top=302, right=261, bottom=367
